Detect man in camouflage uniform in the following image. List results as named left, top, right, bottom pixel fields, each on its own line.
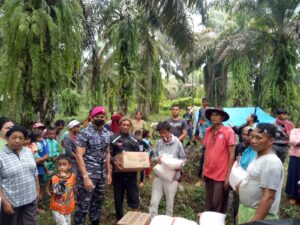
left=74, top=106, right=112, bottom=225
left=110, top=117, right=140, bottom=220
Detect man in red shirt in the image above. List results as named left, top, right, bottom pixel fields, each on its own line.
left=203, top=108, right=236, bottom=213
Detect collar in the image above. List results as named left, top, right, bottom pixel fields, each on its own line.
left=3, top=145, right=24, bottom=155
left=90, top=125, right=104, bottom=133
left=207, top=124, right=225, bottom=133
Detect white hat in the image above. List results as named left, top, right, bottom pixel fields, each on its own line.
left=68, top=120, right=80, bottom=129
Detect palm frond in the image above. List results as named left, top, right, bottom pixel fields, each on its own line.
left=137, top=0, right=194, bottom=55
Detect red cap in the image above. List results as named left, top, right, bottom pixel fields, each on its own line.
left=32, top=122, right=45, bottom=129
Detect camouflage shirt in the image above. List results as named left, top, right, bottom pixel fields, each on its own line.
left=76, top=125, right=110, bottom=180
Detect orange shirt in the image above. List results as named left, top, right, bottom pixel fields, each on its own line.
left=50, top=173, right=76, bottom=215
left=203, top=125, right=235, bottom=181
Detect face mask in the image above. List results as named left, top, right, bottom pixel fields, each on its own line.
left=94, top=119, right=105, bottom=127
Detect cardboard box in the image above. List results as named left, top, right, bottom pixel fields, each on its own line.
left=115, top=152, right=150, bottom=172
left=117, top=211, right=151, bottom=225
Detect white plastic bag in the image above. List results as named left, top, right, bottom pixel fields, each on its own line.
left=161, top=157, right=184, bottom=170
left=199, top=211, right=226, bottom=225
left=229, top=161, right=246, bottom=191
left=153, top=164, right=176, bottom=183
left=150, top=215, right=198, bottom=225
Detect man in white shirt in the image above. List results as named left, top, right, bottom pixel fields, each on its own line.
left=238, top=123, right=283, bottom=224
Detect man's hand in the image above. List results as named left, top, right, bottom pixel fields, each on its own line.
left=224, top=177, right=229, bottom=190
left=106, top=173, right=112, bottom=185
left=83, top=177, right=94, bottom=192
left=59, top=171, right=68, bottom=179
left=157, top=157, right=162, bottom=164
left=235, top=180, right=243, bottom=194
left=114, top=161, right=123, bottom=171
left=3, top=201, right=14, bottom=215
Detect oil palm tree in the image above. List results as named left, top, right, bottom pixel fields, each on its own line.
left=213, top=0, right=300, bottom=114
left=0, top=0, right=84, bottom=125
left=84, top=0, right=203, bottom=115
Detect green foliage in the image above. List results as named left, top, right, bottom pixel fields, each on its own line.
left=259, top=41, right=300, bottom=120
left=210, top=0, right=300, bottom=114
left=228, top=56, right=253, bottom=106
left=0, top=0, right=84, bottom=124
left=161, top=97, right=201, bottom=111
left=113, top=16, right=139, bottom=114
left=58, top=88, right=81, bottom=116
left=137, top=0, right=194, bottom=54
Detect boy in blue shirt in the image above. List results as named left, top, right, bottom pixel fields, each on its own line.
left=33, top=129, right=49, bottom=213
left=45, top=127, right=60, bottom=195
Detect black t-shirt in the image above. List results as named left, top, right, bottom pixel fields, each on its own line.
left=137, top=140, right=149, bottom=152
left=183, top=113, right=192, bottom=123
left=167, top=118, right=188, bottom=138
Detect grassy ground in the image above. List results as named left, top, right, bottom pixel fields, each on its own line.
left=37, top=146, right=300, bottom=225
left=39, top=111, right=300, bottom=224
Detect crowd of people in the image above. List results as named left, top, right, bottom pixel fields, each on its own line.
left=0, top=98, right=299, bottom=225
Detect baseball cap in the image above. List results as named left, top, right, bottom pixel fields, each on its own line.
left=67, top=120, right=80, bottom=129
left=32, top=122, right=45, bottom=129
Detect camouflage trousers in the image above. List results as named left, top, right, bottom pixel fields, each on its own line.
left=74, top=178, right=105, bottom=225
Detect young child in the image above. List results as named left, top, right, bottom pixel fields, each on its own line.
left=34, top=129, right=49, bottom=213
left=135, top=130, right=150, bottom=188
left=143, top=129, right=153, bottom=178
left=46, top=127, right=61, bottom=195
left=50, top=155, right=76, bottom=225
left=24, top=130, right=38, bottom=154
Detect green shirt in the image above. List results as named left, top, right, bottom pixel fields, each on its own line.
left=0, top=139, right=7, bottom=150
left=46, top=138, right=60, bottom=158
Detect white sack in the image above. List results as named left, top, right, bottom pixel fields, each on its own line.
left=229, top=161, right=246, bottom=191
left=199, top=211, right=226, bottom=225
left=161, top=157, right=184, bottom=170
left=150, top=215, right=198, bottom=225
left=153, top=164, right=176, bottom=183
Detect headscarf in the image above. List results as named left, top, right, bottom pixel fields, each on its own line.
left=110, top=113, right=123, bottom=134
left=276, top=118, right=294, bottom=135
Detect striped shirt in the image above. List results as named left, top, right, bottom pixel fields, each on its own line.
left=0, top=146, right=37, bottom=207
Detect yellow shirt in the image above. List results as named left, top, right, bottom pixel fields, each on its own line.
left=131, top=119, right=147, bottom=133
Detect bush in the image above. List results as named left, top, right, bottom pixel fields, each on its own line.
left=161, top=97, right=201, bottom=111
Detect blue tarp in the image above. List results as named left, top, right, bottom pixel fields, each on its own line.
left=223, top=107, right=275, bottom=126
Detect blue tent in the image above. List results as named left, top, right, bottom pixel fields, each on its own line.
left=223, top=107, right=275, bottom=126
